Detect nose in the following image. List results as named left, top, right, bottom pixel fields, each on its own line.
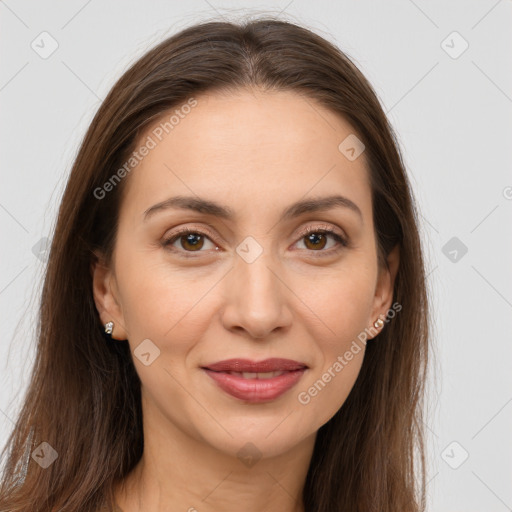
left=220, top=249, right=293, bottom=340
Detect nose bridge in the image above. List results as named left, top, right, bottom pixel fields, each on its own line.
left=222, top=236, right=291, bottom=337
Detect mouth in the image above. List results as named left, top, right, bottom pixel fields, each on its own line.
left=208, top=369, right=294, bottom=379
left=201, top=358, right=308, bottom=403
left=201, top=357, right=308, bottom=373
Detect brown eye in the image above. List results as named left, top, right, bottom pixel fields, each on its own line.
left=162, top=224, right=347, bottom=259
left=163, top=228, right=217, bottom=255
left=295, top=226, right=348, bottom=255
left=177, top=232, right=205, bottom=251
left=303, top=232, right=328, bottom=250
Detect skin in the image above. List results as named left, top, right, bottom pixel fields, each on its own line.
left=92, top=88, right=399, bottom=512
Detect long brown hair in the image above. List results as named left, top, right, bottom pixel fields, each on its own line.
left=0, top=18, right=430, bottom=511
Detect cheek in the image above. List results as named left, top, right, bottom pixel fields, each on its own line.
left=297, top=349, right=365, bottom=430
left=303, top=263, right=376, bottom=344
left=115, top=250, right=218, bottom=348
left=293, top=267, right=374, bottom=424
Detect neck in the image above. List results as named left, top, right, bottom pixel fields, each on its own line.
left=114, top=405, right=316, bottom=512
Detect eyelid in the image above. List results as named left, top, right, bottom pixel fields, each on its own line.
left=176, top=224, right=218, bottom=241
left=296, top=223, right=346, bottom=240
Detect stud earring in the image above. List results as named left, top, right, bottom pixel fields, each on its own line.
left=373, top=318, right=384, bottom=329
left=104, top=321, right=114, bottom=335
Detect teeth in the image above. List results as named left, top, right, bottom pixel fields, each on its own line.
left=229, top=371, right=286, bottom=379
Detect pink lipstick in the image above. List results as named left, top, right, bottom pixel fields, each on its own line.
left=201, top=358, right=308, bottom=403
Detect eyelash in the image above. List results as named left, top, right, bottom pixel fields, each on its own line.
left=162, top=224, right=348, bottom=258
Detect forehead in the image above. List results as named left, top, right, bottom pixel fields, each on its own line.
left=121, top=88, right=372, bottom=223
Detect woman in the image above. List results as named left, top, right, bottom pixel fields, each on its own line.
left=0, top=18, right=430, bottom=512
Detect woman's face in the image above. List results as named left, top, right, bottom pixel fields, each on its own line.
left=93, top=88, right=398, bottom=460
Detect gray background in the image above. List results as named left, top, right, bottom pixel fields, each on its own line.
left=1, top=1, right=511, bottom=510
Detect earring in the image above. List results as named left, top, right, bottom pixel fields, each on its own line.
left=104, top=321, right=114, bottom=335
left=373, top=318, right=384, bottom=329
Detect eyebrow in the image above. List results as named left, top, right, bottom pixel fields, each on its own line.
left=143, top=194, right=363, bottom=222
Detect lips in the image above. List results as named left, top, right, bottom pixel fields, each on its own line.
left=201, top=358, right=308, bottom=403
left=202, top=358, right=308, bottom=373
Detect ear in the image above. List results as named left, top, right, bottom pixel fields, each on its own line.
left=90, top=251, right=128, bottom=340
left=368, top=244, right=400, bottom=340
